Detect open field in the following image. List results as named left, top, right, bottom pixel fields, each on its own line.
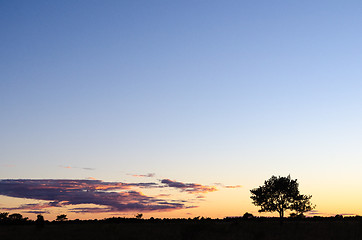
left=1, top=218, right=362, bottom=240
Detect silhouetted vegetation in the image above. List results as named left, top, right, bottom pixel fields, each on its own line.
left=0, top=212, right=9, bottom=221
left=242, top=212, right=254, bottom=219
left=35, top=214, right=45, bottom=229
left=250, top=175, right=315, bottom=218
left=56, top=214, right=67, bottom=221
left=0, top=213, right=361, bottom=240
left=135, top=213, right=143, bottom=219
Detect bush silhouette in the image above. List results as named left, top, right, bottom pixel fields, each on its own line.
left=243, top=212, right=254, bottom=219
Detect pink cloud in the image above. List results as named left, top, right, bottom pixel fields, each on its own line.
left=161, top=179, right=217, bottom=194
left=0, top=177, right=237, bottom=215
left=0, top=179, right=186, bottom=213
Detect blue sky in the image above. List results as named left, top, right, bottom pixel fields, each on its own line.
left=1, top=1, right=362, bottom=218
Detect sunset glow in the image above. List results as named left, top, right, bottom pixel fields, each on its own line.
left=1, top=1, right=362, bottom=221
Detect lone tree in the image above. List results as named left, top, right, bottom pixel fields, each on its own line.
left=250, top=175, right=315, bottom=218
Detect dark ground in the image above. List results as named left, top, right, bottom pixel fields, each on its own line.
left=1, top=218, right=362, bottom=240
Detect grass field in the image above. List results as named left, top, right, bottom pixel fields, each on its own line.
left=1, top=218, right=362, bottom=240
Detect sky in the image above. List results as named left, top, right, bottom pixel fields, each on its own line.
left=1, top=0, right=362, bottom=220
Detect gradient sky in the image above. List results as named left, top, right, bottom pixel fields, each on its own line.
left=1, top=0, right=362, bottom=220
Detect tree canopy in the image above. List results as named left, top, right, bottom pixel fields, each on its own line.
left=250, top=175, right=315, bottom=218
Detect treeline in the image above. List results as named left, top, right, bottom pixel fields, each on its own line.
left=0, top=211, right=361, bottom=225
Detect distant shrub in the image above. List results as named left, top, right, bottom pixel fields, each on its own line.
left=243, top=212, right=254, bottom=219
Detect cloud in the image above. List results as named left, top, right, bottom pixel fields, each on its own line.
left=305, top=210, right=321, bottom=215
left=224, top=185, right=242, bottom=189
left=0, top=179, right=186, bottom=213
left=156, top=194, right=171, bottom=197
left=129, top=173, right=156, bottom=178
left=59, top=166, right=95, bottom=171
left=214, top=183, right=242, bottom=189
left=338, top=213, right=356, bottom=216
left=59, top=166, right=72, bottom=169
left=3, top=203, right=58, bottom=211
left=87, top=177, right=97, bottom=180
left=307, top=211, right=356, bottom=217
left=24, top=210, right=50, bottom=214
left=160, top=179, right=217, bottom=194
left=0, top=178, right=237, bottom=215
left=303, top=210, right=357, bottom=217
left=127, top=182, right=160, bottom=188
left=69, top=207, right=112, bottom=214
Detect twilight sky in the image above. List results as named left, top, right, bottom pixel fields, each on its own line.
left=1, top=0, right=362, bottom=220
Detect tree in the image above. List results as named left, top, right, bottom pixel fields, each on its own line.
left=135, top=213, right=143, bottom=219
left=56, top=214, right=68, bottom=221
left=0, top=212, right=9, bottom=221
left=36, top=214, right=45, bottom=228
left=8, top=213, right=25, bottom=221
left=291, top=194, right=314, bottom=216
left=36, top=214, right=45, bottom=222
left=250, top=175, right=315, bottom=218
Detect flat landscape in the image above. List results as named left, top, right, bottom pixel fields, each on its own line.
left=1, top=218, right=362, bottom=240
left=2, top=2, right=362, bottom=239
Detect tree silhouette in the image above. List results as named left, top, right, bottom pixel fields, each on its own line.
left=56, top=214, right=68, bottom=221
left=0, top=212, right=9, bottom=221
left=36, top=214, right=44, bottom=221
left=8, top=213, right=28, bottom=222
left=135, top=213, right=143, bottom=219
left=36, top=214, right=45, bottom=228
left=292, top=194, right=314, bottom=216
left=250, top=175, right=315, bottom=218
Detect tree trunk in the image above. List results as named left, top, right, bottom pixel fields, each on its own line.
left=279, top=210, right=284, bottom=218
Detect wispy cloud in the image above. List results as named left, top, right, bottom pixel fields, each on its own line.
left=59, top=166, right=95, bottom=171
left=224, top=185, right=242, bottom=188
left=160, top=179, right=217, bottom=194
left=306, top=210, right=322, bottom=215
left=69, top=207, right=111, bottom=213
left=214, top=183, right=242, bottom=189
left=59, top=165, right=72, bottom=169
left=3, top=203, right=58, bottom=211
left=128, top=173, right=156, bottom=178
left=24, top=210, right=50, bottom=214
left=305, top=210, right=357, bottom=217
left=156, top=194, right=171, bottom=197
left=338, top=213, right=357, bottom=216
